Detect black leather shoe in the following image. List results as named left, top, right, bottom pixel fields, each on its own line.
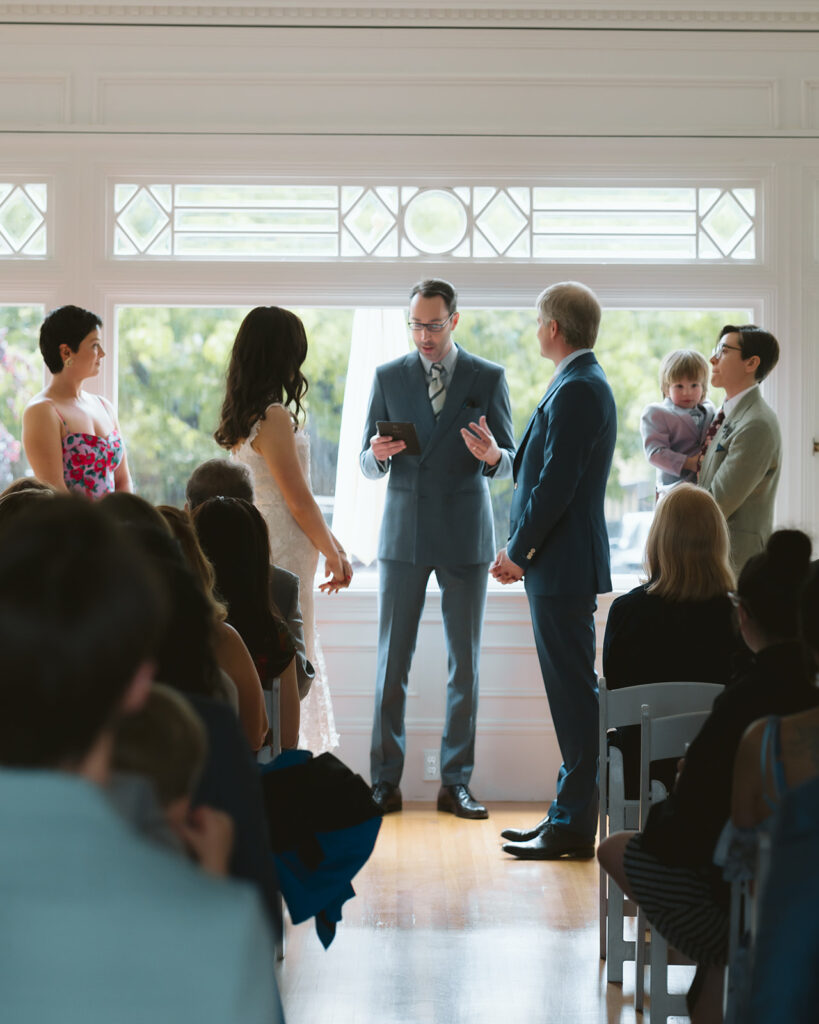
left=500, top=815, right=550, bottom=842
left=437, top=784, right=489, bottom=820
left=371, top=782, right=402, bottom=814
left=502, top=824, right=594, bottom=860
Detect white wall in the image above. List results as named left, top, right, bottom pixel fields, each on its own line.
left=1, top=4, right=817, bottom=798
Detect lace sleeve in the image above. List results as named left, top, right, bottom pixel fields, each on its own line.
left=247, top=403, right=285, bottom=445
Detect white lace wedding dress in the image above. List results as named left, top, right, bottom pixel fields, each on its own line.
left=232, top=405, right=339, bottom=753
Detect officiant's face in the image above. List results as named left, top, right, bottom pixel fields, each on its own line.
left=409, top=293, right=459, bottom=364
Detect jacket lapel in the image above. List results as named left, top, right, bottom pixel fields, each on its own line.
left=400, top=353, right=436, bottom=448
left=419, top=349, right=478, bottom=462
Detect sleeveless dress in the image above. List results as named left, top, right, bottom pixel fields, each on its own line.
left=232, top=405, right=339, bottom=753
left=50, top=403, right=123, bottom=500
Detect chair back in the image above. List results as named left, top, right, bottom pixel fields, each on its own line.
left=638, top=706, right=711, bottom=829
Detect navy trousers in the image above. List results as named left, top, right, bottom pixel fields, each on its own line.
left=526, top=591, right=599, bottom=839
left=370, top=559, right=489, bottom=788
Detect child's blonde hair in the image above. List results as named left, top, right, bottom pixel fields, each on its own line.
left=659, top=349, right=710, bottom=399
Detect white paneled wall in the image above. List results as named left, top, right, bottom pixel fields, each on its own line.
left=1, top=4, right=817, bottom=798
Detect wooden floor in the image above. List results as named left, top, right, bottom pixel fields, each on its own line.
left=276, top=804, right=691, bottom=1024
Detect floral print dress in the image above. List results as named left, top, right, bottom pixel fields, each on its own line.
left=51, top=404, right=124, bottom=500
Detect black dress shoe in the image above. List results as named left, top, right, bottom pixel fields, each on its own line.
left=502, top=824, right=595, bottom=860
left=371, top=782, right=402, bottom=814
left=500, top=815, right=550, bottom=842
left=437, top=784, right=489, bottom=820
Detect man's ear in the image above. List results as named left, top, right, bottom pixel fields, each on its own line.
left=744, top=354, right=761, bottom=376
left=451, top=311, right=460, bottom=330
left=120, top=660, right=155, bottom=715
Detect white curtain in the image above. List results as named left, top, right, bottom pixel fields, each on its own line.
left=331, top=308, right=408, bottom=566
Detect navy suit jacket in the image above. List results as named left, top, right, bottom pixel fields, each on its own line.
left=361, top=347, right=515, bottom=566
left=508, top=350, right=616, bottom=596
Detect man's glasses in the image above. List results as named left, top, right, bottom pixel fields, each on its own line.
left=711, top=341, right=743, bottom=359
left=408, top=313, right=454, bottom=334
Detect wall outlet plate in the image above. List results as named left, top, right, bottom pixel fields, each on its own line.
left=423, top=748, right=440, bottom=780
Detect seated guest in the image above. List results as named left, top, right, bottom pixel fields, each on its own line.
left=598, top=529, right=818, bottom=1023
left=603, top=484, right=743, bottom=795
left=158, top=504, right=268, bottom=751
left=0, top=486, right=54, bottom=539
left=0, top=498, right=280, bottom=1023
left=21, top=305, right=133, bottom=499
left=102, top=517, right=281, bottom=934
left=111, top=682, right=235, bottom=877
left=186, top=458, right=315, bottom=699
left=0, top=476, right=56, bottom=497
left=193, top=496, right=300, bottom=749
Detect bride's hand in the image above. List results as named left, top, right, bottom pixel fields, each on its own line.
left=319, top=549, right=352, bottom=594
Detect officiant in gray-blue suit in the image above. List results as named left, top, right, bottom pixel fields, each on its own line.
left=360, top=279, right=515, bottom=820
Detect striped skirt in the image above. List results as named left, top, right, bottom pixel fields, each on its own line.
left=623, top=833, right=729, bottom=966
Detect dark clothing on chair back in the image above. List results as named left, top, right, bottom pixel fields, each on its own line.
left=640, top=640, right=818, bottom=868
left=602, top=585, right=742, bottom=795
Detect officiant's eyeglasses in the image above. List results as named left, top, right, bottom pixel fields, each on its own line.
left=408, top=314, right=454, bottom=334
left=711, top=341, right=742, bottom=359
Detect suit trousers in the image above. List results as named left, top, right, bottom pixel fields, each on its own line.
left=370, top=559, right=489, bottom=788
left=526, top=591, right=599, bottom=839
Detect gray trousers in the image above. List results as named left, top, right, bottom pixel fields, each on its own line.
left=370, top=559, right=489, bottom=787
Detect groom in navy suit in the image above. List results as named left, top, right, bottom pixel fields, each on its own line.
left=361, top=279, right=515, bottom=819
left=493, top=282, right=616, bottom=859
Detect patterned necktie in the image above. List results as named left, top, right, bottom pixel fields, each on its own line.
left=697, top=409, right=725, bottom=472
left=428, top=362, right=446, bottom=419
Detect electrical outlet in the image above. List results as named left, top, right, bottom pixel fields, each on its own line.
left=423, top=748, right=440, bottom=780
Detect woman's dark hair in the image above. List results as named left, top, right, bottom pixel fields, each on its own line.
left=99, top=492, right=172, bottom=533
left=801, top=561, right=819, bottom=660
left=737, top=530, right=812, bottom=640
left=39, top=305, right=102, bottom=374
left=192, top=497, right=293, bottom=677
left=0, top=498, right=163, bottom=767
left=113, top=523, right=221, bottom=699
left=214, top=306, right=309, bottom=449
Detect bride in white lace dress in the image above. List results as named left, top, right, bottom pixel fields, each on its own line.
left=215, top=306, right=353, bottom=752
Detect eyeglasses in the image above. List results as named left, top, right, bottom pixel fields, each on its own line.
left=408, top=313, right=454, bottom=334
left=711, top=341, right=743, bottom=359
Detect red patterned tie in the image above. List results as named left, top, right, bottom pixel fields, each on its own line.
left=696, top=409, right=725, bottom=473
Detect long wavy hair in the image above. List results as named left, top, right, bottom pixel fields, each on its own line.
left=645, top=484, right=735, bottom=602
left=214, top=306, right=309, bottom=449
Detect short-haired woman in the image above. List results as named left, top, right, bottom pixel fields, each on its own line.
left=22, top=305, right=132, bottom=498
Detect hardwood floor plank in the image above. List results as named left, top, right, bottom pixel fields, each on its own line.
left=277, top=804, right=688, bottom=1023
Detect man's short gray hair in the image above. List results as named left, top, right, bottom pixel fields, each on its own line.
left=536, top=281, right=602, bottom=350
left=185, top=458, right=254, bottom=510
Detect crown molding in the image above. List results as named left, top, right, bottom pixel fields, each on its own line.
left=2, top=3, right=819, bottom=31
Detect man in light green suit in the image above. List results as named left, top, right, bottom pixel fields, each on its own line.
left=699, top=324, right=781, bottom=573
left=0, top=499, right=281, bottom=1024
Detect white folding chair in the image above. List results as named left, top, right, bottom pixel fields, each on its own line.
left=634, top=706, right=712, bottom=1020
left=598, top=678, right=724, bottom=985
left=256, top=677, right=284, bottom=960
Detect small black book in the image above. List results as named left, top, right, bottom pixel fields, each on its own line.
left=376, top=420, right=422, bottom=456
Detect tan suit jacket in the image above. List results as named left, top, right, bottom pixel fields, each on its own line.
left=699, top=385, right=781, bottom=572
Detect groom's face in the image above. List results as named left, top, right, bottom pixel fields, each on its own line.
left=409, top=294, right=459, bottom=364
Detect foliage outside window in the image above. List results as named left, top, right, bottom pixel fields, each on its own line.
left=0, top=305, right=43, bottom=487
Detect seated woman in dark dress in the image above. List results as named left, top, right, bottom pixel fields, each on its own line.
left=598, top=529, right=818, bottom=1024
left=603, top=484, right=743, bottom=795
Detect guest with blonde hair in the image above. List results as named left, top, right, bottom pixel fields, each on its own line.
left=603, top=484, right=744, bottom=795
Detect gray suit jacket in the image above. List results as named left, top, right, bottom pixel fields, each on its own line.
left=0, top=770, right=280, bottom=1024
left=699, top=385, right=781, bottom=572
left=360, top=347, right=515, bottom=566
left=270, top=563, right=315, bottom=699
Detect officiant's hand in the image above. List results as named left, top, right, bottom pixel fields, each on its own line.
left=370, top=432, right=406, bottom=461
left=461, top=416, right=501, bottom=467
left=490, top=547, right=524, bottom=584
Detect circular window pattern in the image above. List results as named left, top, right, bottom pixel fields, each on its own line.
left=404, top=189, right=467, bottom=254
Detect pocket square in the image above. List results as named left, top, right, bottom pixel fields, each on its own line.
left=462, top=398, right=480, bottom=410
left=716, top=443, right=727, bottom=452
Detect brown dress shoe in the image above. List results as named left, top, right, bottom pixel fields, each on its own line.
left=502, top=824, right=595, bottom=860
left=371, top=782, right=402, bottom=814
left=437, top=784, right=489, bottom=820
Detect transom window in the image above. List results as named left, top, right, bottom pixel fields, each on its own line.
left=0, top=184, right=48, bottom=257
left=111, top=183, right=758, bottom=261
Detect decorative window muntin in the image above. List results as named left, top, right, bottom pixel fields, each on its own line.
left=112, top=182, right=758, bottom=262
left=0, top=183, right=49, bottom=257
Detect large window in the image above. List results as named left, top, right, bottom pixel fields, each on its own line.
left=116, top=303, right=749, bottom=583
left=0, top=304, right=44, bottom=487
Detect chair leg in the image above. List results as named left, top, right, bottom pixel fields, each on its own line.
left=275, top=892, right=286, bottom=961
left=600, top=867, right=607, bottom=961
left=606, top=879, right=637, bottom=984
left=648, top=924, right=688, bottom=1023
left=635, top=907, right=646, bottom=1012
